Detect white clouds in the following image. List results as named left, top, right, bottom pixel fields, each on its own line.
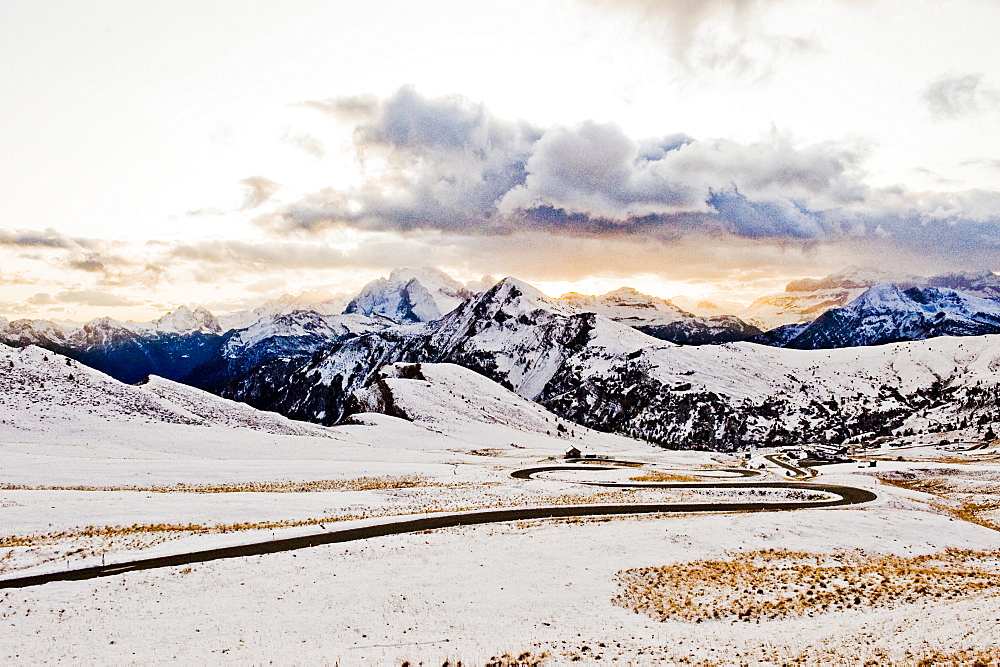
left=256, top=88, right=1000, bottom=259
left=499, top=124, right=866, bottom=223
left=1, top=1, right=999, bottom=320
left=239, top=176, right=282, bottom=209
left=923, top=73, right=1000, bottom=120
left=582, top=0, right=821, bottom=79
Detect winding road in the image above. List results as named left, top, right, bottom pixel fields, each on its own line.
left=0, top=460, right=876, bottom=590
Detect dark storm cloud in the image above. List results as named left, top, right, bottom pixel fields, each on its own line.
left=262, top=88, right=1000, bottom=262
left=923, top=73, right=999, bottom=119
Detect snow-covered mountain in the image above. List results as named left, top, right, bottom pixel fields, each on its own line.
left=218, top=277, right=1000, bottom=451
left=558, top=287, right=691, bottom=326
left=344, top=267, right=475, bottom=323
left=769, top=284, right=1000, bottom=349
left=739, top=267, right=1000, bottom=331
left=191, top=310, right=389, bottom=390
left=0, top=314, right=225, bottom=384
left=154, top=305, right=221, bottom=334
left=557, top=287, right=761, bottom=344
left=217, top=291, right=353, bottom=331
left=738, top=266, right=916, bottom=330
left=924, top=271, right=1000, bottom=300
left=350, top=361, right=632, bottom=447
left=669, top=295, right=745, bottom=318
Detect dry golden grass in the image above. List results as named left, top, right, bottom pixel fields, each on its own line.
left=628, top=471, right=702, bottom=483
left=483, top=651, right=550, bottom=666
left=613, top=548, right=1000, bottom=624
left=0, top=486, right=656, bottom=554
left=0, top=475, right=445, bottom=494
left=876, top=471, right=1000, bottom=531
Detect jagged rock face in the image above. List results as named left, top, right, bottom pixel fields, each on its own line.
left=1, top=319, right=73, bottom=348
left=749, top=322, right=809, bottom=347
left=222, top=279, right=598, bottom=424
left=780, top=284, right=1000, bottom=349
left=217, top=291, right=352, bottom=332
left=193, top=311, right=387, bottom=390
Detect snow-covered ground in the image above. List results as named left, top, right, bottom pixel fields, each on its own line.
left=4, top=507, right=999, bottom=664
left=4, top=344, right=1000, bottom=663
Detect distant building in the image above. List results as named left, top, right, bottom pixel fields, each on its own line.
left=804, top=442, right=849, bottom=461
left=564, top=446, right=581, bottom=459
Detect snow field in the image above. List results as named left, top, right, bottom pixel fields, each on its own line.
left=3, top=507, right=999, bottom=664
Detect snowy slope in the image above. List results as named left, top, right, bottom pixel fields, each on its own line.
left=0, top=344, right=334, bottom=437
left=350, top=361, right=639, bottom=450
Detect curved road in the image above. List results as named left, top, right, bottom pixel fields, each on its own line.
left=762, top=454, right=817, bottom=478
left=0, top=463, right=875, bottom=590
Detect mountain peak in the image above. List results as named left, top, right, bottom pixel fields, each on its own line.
left=345, top=268, right=472, bottom=322
left=155, top=305, right=221, bottom=334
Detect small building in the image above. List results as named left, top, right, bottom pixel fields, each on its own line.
left=564, top=446, right=581, bottom=459
left=804, top=442, right=850, bottom=461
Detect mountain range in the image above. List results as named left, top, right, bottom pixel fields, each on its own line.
left=0, top=267, right=764, bottom=386
left=217, top=277, right=1000, bottom=451
left=4, top=277, right=997, bottom=454
left=2, top=266, right=999, bottom=453
left=762, top=284, right=1000, bottom=349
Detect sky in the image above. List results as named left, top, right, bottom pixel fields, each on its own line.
left=2, top=0, right=1000, bottom=321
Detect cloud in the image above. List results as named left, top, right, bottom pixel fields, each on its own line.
left=498, top=123, right=865, bottom=225
left=240, top=176, right=281, bottom=209
left=581, top=0, right=819, bottom=78
left=245, top=277, right=286, bottom=293
left=0, top=228, right=96, bottom=250
left=254, top=87, right=1000, bottom=266
left=55, top=290, right=143, bottom=307
left=280, top=130, right=326, bottom=159
left=66, top=255, right=108, bottom=273
left=923, top=73, right=999, bottom=120
left=27, top=292, right=57, bottom=305
left=263, top=86, right=543, bottom=233
left=961, top=158, right=1000, bottom=172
